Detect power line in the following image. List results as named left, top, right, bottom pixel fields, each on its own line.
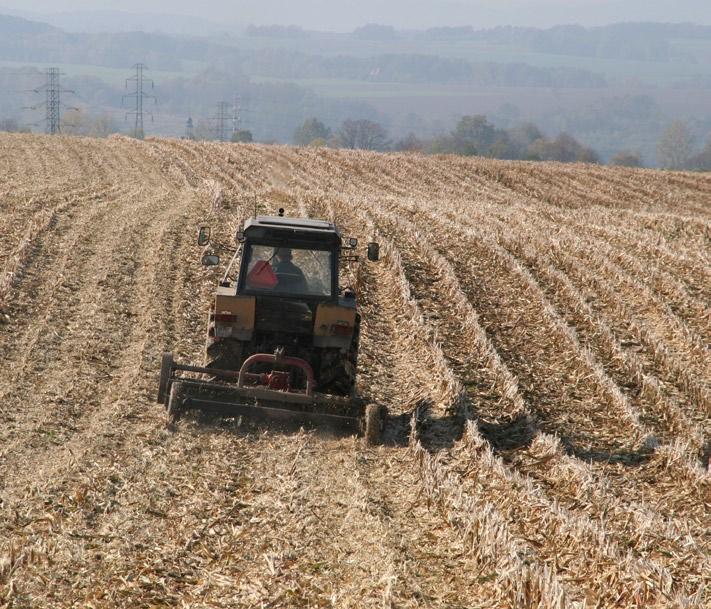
left=123, top=63, right=156, bottom=139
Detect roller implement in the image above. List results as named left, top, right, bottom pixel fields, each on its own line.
left=157, top=211, right=386, bottom=443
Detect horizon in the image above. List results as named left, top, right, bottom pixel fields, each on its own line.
left=0, top=0, right=709, bottom=32
left=1, top=1, right=710, bottom=168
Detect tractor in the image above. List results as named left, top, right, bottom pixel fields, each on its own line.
left=157, top=209, right=386, bottom=443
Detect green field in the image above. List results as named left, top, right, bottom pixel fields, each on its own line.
left=0, top=59, right=206, bottom=87
left=249, top=76, right=520, bottom=99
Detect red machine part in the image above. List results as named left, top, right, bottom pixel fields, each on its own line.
left=238, top=353, right=315, bottom=396
left=244, top=370, right=291, bottom=391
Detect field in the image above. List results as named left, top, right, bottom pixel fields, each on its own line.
left=0, top=133, right=709, bottom=608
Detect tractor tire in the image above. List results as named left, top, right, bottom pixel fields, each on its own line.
left=319, top=353, right=356, bottom=396
left=205, top=339, right=243, bottom=376
left=167, top=381, right=186, bottom=425
left=364, top=403, right=385, bottom=446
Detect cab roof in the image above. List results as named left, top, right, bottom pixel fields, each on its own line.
left=243, top=215, right=342, bottom=246
left=246, top=215, right=338, bottom=233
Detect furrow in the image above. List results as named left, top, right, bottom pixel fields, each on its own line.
left=364, top=201, right=709, bottom=601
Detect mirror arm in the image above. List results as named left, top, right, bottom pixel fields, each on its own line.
left=209, top=239, right=238, bottom=254
left=222, top=245, right=242, bottom=284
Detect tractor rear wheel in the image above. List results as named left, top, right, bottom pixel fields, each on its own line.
left=319, top=351, right=356, bottom=396
left=205, top=339, right=243, bottom=375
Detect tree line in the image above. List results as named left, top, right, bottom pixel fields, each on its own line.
left=243, top=50, right=606, bottom=88
left=0, top=16, right=606, bottom=88
left=354, top=22, right=711, bottom=63
left=5, top=109, right=708, bottom=171
left=293, top=114, right=711, bottom=170
left=295, top=115, right=600, bottom=163
left=656, top=121, right=711, bottom=171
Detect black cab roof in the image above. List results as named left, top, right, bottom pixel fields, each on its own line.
left=243, top=215, right=342, bottom=247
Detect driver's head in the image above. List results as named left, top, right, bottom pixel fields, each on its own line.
left=274, top=247, right=292, bottom=261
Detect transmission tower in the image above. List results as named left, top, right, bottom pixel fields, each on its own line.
left=232, top=96, right=242, bottom=138
left=211, top=101, right=231, bottom=142
left=123, top=63, right=156, bottom=139
left=45, top=68, right=61, bottom=134
left=26, top=68, right=76, bottom=134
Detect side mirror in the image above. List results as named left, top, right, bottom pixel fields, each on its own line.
left=197, top=226, right=211, bottom=246
left=201, top=254, right=220, bottom=266
left=367, top=242, right=380, bottom=262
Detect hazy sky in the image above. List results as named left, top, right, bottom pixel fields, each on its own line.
left=1, top=0, right=710, bottom=30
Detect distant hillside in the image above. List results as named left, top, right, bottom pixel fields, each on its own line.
left=0, top=19, right=609, bottom=86
left=244, top=51, right=607, bottom=87
left=0, top=13, right=56, bottom=35
left=41, top=10, right=234, bottom=36
left=0, top=17, right=710, bottom=164
left=457, top=23, right=711, bottom=62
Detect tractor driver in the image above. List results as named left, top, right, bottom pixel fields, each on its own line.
left=272, top=247, right=308, bottom=292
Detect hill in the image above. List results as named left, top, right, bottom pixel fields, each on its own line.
left=0, top=12, right=56, bottom=35
left=0, top=134, right=709, bottom=607
left=2, top=19, right=711, bottom=164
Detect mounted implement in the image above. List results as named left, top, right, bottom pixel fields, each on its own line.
left=157, top=211, right=385, bottom=443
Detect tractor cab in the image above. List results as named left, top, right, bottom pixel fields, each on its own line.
left=236, top=216, right=342, bottom=301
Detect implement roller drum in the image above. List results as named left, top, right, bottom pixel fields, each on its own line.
left=363, top=403, right=386, bottom=446
left=156, top=351, right=387, bottom=440
left=167, top=381, right=186, bottom=424
left=157, top=351, right=174, bottom=406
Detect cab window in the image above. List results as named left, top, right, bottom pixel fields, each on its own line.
left=245, top=245, right=332, bottom=297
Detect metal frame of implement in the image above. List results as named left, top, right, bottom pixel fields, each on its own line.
left=157, top=352, right=367, bottom=434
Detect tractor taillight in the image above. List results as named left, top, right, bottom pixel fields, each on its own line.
left=331, top=323, right=352, bottom=336
left=215, top=313, right=238, bottom=323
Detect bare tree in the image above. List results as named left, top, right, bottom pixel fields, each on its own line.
left=0, top=118, right=29, bottom=133
left=337, top=119, right=389, bottom=150
left=688, top=136, right=711, bottom=171
left=610, top=151, right=642, bottom=167
left=59, top=109, right=117, bottom=137
left=527, top=133, right=599, bottom=164
left=60, top=108, right=89, bottom=135
left=89, top=113, right=118, bottom=138
left=193, top=119, right=213, bottom=141
left=657, top=121, right=693, bottom=169
left=392, top=132, right=424, bottom=152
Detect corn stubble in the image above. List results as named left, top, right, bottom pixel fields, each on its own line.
left=0, top=134, right=708, bottom=608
